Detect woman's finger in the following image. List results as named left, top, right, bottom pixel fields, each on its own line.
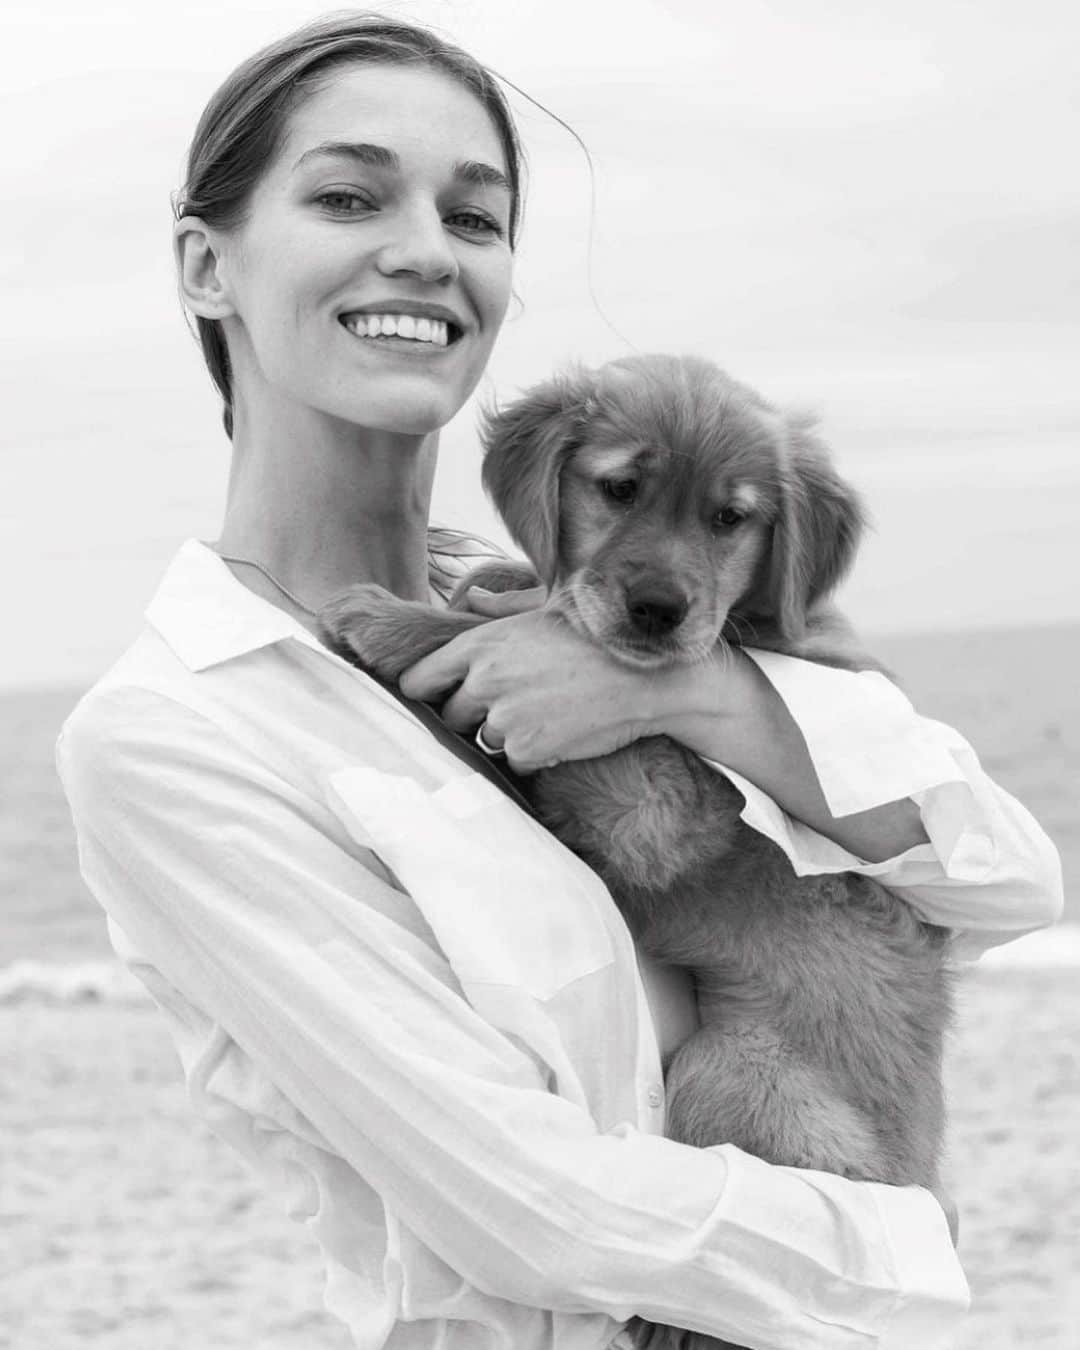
left=438, top=683, right=490, bottom=734
left=464, top=585, right=547, bottom=618
left=400, top=635, right=477, bottom=702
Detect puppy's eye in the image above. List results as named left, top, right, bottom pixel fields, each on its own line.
left=714, top=506, right=745, bottom=529
left=601, top=478, right=638, bottom=505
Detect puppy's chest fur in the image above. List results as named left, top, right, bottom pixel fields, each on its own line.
left=529, top=736, right=835, bottom=963
left=529, top=737, right=746, bottom=942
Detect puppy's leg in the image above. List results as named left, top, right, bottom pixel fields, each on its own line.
left=632, top=1023, right=888, bottom=1350
left=318, top=583, right=487, bottom=682
left=447, top=558, right=542, bottom=610
left=664, top=1021, right=884, bottom=1180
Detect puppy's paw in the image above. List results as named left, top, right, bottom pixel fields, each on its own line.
left=318, top=584, right=487, bottom=683
left=318, top=584, right=423, bottom=681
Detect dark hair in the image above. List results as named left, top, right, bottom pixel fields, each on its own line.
left=174, top=12, right=526, bottom=438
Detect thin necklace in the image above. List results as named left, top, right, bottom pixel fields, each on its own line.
left=216, top=552, right=319, bottom=618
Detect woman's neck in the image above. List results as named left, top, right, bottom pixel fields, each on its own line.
left=215, top=402, right=439, bottom=614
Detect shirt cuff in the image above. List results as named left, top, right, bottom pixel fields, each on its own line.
left=699, top=759, right=998, bottom=889
left=868, top=1183, right=970, bottom=1349
left=706, top=649, right=1000, bottom=884
left=712, top=1147, right=969, bottom=1347
left=911, top=780, right=997, bottom=882
left=742, top=649, right=969, bottom=819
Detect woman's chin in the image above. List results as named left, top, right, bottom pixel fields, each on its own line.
left=324, top=392, right=460, bottom=439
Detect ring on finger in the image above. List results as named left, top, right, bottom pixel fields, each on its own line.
left=474, top=721, right=505, bottom=758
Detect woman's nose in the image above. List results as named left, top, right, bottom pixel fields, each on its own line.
left=376, top=205, right=459, bottom=284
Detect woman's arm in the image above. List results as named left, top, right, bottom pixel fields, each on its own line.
left=659, top=644, right=1065, bottom=958
left=400, top=610, right=1064, bottom=957
left=649, top=645, right=929, bottom=862
left=459, top=586, right=924, bottom=859
left=57, top=685, right=966, bottom=1350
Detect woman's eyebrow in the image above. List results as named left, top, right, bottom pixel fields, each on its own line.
left=292, top=142, right=510, bottom=194
left=454, top=159, right=512, bottom=195
left=292, top=141, right=396, bottom=173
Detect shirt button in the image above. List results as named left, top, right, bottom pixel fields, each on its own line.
left=647, top=1083, right=664, bottom=1109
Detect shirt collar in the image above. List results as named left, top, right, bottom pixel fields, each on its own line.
left=145, top=538, right=320, bottom=672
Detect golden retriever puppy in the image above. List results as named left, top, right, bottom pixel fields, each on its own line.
left=319, top=355, right=951, bottom=1350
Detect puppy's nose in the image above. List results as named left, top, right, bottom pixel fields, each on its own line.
left=625, top=585, right=689, bottom=638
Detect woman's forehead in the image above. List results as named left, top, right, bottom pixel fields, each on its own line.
left=281, top=63, right=508, bottom=177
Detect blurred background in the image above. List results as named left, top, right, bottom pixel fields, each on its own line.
left=2, top=1, right=1077, bottom=1347
left=3, top=0, right=1080, bottom=680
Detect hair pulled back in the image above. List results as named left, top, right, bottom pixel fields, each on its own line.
left=175, top=11, right=525, bottom=438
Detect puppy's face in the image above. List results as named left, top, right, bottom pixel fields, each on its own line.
left=553, top=397, right=779, bottom=667
left=481, top=354, right=863, bottom=668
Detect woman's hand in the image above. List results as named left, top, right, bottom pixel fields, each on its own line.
left=399, top=608, right=658, bottom=772
left=404, top=613, right=931, bottom=861
left=460, top=583, right=548, bottom=619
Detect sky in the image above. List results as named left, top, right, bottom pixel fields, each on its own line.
left=2, top=0, right=1078, bottom=689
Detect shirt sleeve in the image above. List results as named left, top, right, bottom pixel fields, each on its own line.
left=701, top=650, right=1064, bottom=962
left=56, top=685, right=969, bottom=1350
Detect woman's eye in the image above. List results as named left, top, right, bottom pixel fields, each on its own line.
left=315, top=189, right=375, bottom=215
left=601, top=479, right=638, bottom=505
left=448, top=209, right=504, bottom=238
left=714, top=506, right=745, bottom=528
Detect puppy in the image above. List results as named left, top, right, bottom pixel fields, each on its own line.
left=319, top=355, right=951, bottom=1350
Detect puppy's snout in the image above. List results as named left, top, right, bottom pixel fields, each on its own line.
left=624, top=583, right=689, bottom=639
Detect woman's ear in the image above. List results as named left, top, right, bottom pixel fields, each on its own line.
left=174, top=217, right=236, bottom=320
left=479, top=369, right=595, bottom=585
left=747, top=413, right=866, bottom=642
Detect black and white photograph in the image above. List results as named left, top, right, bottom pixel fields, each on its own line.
left=3, top=2, right=1077, bottom=1348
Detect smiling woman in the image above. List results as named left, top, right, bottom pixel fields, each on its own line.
left=176, top=65, right=515, bottom=447
left=54, top=11, right=1062, bottom=1350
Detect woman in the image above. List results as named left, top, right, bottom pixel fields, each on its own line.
left=57, top=13, right=1062, bottom=1350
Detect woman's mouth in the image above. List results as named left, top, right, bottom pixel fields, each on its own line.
left=339, top=313, right=461, bottom=347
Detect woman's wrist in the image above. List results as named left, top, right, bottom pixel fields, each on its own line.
left=641, top=646, right=930, bottom=863
left=640, top=646, right=759, bottom=745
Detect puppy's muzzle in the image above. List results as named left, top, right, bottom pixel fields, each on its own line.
left=624, top=583, right=689, bottom=640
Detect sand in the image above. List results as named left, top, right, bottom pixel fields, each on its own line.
left=3, top=998, right=350, bottom=1350
left=4, top=965, right=1078, bottom=1350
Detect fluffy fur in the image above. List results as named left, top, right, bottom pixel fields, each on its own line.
left=318, top=354, right=952, bottom=1350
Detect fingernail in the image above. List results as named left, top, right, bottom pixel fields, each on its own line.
left=468, top=586, right=494, bottom=597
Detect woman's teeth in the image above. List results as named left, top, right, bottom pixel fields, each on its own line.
left=342, top=313, right=450, bottom=346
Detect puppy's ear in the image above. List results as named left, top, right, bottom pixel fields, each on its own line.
left=749, top=414, right=866, bottom=642
left=480, top=370, right=594, bottom=585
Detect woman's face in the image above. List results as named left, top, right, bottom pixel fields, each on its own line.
left=216, top=63, right=515, bottom=436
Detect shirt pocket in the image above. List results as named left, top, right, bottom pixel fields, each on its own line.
left=325, top=765, right=619, bottom=1003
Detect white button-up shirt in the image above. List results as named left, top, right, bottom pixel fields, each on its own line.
left=56, top=539, right=1063, bottom=1350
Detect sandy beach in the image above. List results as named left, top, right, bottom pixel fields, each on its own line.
left=4, top=962, right=1078, bottom=1350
